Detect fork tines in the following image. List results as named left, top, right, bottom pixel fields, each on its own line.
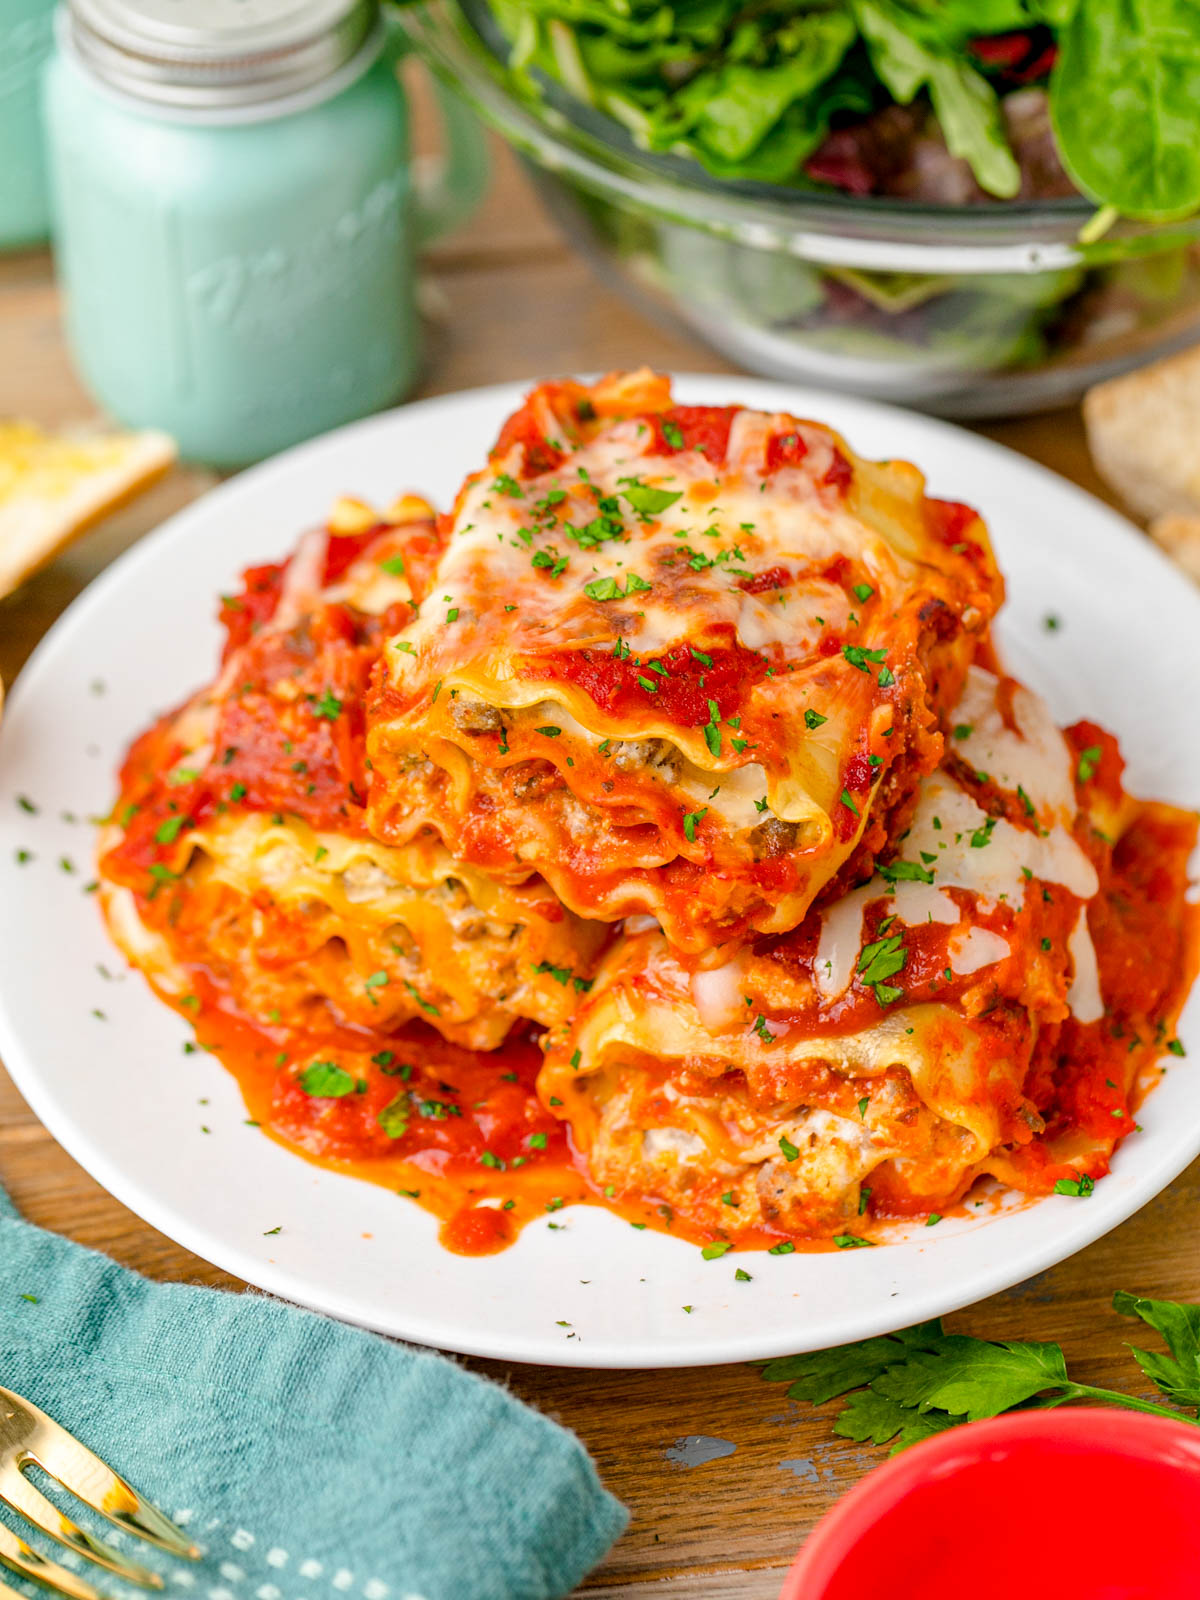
left=0, top=1386, right=200, bottom=1600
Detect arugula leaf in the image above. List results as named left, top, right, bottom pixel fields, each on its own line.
left=1114, top=1290, right=1200, bottom=1409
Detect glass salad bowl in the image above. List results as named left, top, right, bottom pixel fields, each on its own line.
left=403, top=0, right=1200, bottom=417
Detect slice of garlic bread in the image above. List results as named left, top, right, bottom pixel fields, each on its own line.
left=1084, top=346, right=1200, bottom=521
left=0, top=421, right=175, bottom=599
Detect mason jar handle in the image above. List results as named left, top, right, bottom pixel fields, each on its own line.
left=384, top=17, right=489, bottom=246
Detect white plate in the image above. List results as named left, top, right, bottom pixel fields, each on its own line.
left=1, top=377, right=1198, bottom=1369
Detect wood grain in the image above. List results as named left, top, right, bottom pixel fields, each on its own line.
left=1, top=113, right=1192, bottom=1600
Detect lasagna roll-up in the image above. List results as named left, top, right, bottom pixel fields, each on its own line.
left=539, top=670, right=1198, bottom=1242
left=99, top=500, right=605, bottom=1051
left=368, top=370, right=1001, bottom=951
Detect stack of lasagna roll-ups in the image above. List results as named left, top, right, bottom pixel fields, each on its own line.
left=98, top=371, right=1198, bottom=1251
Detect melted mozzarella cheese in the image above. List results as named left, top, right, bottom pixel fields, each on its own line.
left=691, top=955, right=753, bottom=1029
left=905, top=775, right=1098, bottom=909
left=953, top=667, right=1077, bottom=827
left=815, top=690, right=1100, bottom=1001
left=400, top=413, right=908, bottom=669
left=814, top=882, right=877, bottom=1000
left=1066, top=908, right=1104, bottom=1022
left=948, top=925, right=1012, bottom=977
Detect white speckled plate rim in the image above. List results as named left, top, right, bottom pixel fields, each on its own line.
left=1, top=375, right=1198, bottom=1369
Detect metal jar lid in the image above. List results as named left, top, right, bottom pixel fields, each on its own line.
left=63, top=0, right=381, bottom=114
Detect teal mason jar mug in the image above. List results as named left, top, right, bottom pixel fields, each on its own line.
left=43, top=0, right=487, bottom=467
left=0, top=0, right=56, bottom=249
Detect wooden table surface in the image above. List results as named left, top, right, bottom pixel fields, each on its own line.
left=3, top=110, right=1199, bottom=1600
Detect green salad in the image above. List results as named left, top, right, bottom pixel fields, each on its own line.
left=486, top=0, right=1200, bottom=221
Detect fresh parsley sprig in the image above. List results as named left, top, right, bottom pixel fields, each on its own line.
left=760, top=1292, right=1200, bottom=1454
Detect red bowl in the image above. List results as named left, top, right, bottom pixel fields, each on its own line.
left=780, top=1408, right=1200, bottom=1600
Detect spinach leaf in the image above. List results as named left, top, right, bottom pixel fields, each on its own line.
left=1052, top=0, right=1200, bottom=220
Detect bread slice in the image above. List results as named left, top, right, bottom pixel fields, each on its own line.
left=1083, top=345, right=1200, bottom=521
left=1150, top=513, right=1200, bottom=584
left=0, top=421, right=176, bottom=600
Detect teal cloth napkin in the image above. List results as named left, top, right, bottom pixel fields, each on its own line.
left=0, top=1185, right=627, bottom=1600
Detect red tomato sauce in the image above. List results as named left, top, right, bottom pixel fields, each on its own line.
left=118, top=779, right=1195, bottom=1256
left=540, top=629, right=768, bottom=729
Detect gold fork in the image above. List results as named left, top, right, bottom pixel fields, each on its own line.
left=0, top=1386, right=201, bottom=1600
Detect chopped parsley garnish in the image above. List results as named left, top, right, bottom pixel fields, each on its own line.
left=299, top=1061, right=355, bottom=1098
left=393, top=639, right=416, bottom=654
left=970, top=817, right=997, bottom=849
left=878, top=859, right=934, bottom=885
left=153, top=815, right=190, bottom=845
left=531, top=548, right=569, bottom=578
left=1054, top=1173, right=1095, bottom=1197
left=536, top=725, right=562, bottom=737
left=702, top=1241, right=732, bottom=1260
left=840, top=789, right=860, bottom=817
left=804, top=709, right=827, bottom=730
left=16, top=795, right=37, bottom=814
left=842, top=645, right=888, bottom=673
left=493, top=474, right=524, bottom=497
left=1168, top=1039, right=1187, bottom=1057
left=682, top=808, right=707, bottom=842
left=735, top=1268, right=753, bottom=1282
left=416, top=1098, right=461, bottom=1121
left=377, top=1094, right=411, bottom=1139
left=852, top=583, right=874, bottom=603
left=858, top=935, right=906, bottom=1001
left=380, top=554, right=407, bottom=576
left=620, top=480, right=681, bottom=517
left=768, top=1241, right=795, bottom=1255
left=309, top=689, right=342, bottom=721
left=402, top=979, right=440, bottom=1016
left=533, top=960, right=572, bottom=985
left=778, top=1134, right=800, bottom=1162
left=1077, top=745, right=1102, bottom=783
left=662, top=421, right=684, bottom=449
left=584, top=574, right=649, bottom=602
left=702, top=699, right=722, bottom=758
left=752, top=1013, right=776, bottom=1044
left=833, top=1234, right=874, bottom=1249
left=952, top=723, right=973, bottom=741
